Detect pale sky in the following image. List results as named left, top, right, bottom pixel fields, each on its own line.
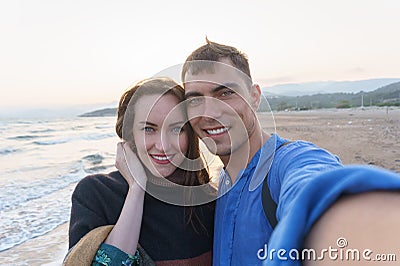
left=1, top=0, right=400, bottom=109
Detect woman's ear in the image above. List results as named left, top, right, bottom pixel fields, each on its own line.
left=250, top=84, right=261, bottom=110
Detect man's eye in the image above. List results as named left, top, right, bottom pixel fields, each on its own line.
left=221, top=90, right=234, bottom=97
left=144, top=127, right=154, bottom=132
left=187, top=97, right=203, bottom=106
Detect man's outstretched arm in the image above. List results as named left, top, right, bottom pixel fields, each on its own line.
left=304, top=191, right=400, bottom=265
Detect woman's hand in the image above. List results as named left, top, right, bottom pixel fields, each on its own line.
left=115, top=142, right=147, bottom=190
left=105, top=142, right=147, bottom=255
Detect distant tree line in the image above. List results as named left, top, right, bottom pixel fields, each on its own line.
left=80, top=82, right=400, bottom=117
left=260, top=81, right=400, bottom=111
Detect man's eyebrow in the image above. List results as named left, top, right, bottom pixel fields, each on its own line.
left=184, top=82, right=240, bottom=98
left=184, top=91, right=202, bottom=98
left=212, top=83, right=239, bottom=93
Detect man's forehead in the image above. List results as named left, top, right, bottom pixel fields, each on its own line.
left=185, top=69, right=237, bottom=84
left=184, top=60, right=251, bottom=85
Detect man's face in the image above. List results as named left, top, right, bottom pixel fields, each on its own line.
left=184, top=59, right=260, bottom=158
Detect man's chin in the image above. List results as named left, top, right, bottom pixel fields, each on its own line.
left=213, top=147, right=233, bottom=157
left=214, top=142, right=250, bottom=158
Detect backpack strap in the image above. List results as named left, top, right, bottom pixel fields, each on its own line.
left=262, top=141, right=292, bottom=229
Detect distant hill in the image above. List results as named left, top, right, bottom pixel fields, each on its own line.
left=79, top=108, right=117, bottom=117
left=79, top=80, right=400, bottom=116
left=262, top=81, right=400, bottom=111
left=262, top=78, right=400, bottom=96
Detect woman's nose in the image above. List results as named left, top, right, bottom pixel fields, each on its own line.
left=154, top=133, right=171, bottom=152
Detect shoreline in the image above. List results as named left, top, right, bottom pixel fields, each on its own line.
left=0, top=222, right=69, bottom=266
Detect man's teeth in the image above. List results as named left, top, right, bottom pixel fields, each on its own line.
left=206, top=127, right=228, bottom=135
left=152, top=155, right=170, bottom=161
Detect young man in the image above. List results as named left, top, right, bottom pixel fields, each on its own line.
left=182, top=39, right=400, bottom=265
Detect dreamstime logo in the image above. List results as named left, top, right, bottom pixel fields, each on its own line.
left=257, top=237, right=397, bottom=262
left=336, top=237, right=348, bottom=248
left=120, top=61, right=277, bottom=206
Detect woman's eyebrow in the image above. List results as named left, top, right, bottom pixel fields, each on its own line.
left=138, top=121, right=158, bottom=127
left=168, top=121, right=186, bottom=127
left=138, top=121, right=186, bottom=127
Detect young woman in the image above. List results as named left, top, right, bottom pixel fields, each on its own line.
left=64, top=77, right=216, bottom=266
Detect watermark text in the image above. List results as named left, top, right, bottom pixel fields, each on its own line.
left=257, top=237, right=397, bottom=262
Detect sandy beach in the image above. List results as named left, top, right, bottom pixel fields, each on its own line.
left=2, top=107, right=399, bottom=265
left=270, top=107, right=400, bottom=173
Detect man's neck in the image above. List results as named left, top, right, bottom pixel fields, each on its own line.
left=221, top=130, right=270, bottom=183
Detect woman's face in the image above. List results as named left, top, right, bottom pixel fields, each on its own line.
left=133, top=93, right=189, bottom=178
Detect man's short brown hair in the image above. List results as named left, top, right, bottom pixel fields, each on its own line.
left=181, top=38, right=252, bottom=84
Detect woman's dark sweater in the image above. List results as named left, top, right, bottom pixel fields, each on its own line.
left=69, top=170, right=215, bottom=265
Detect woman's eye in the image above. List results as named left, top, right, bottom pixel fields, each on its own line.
left=172, top=126, right=184, bottom=134
left=144, top=127, right=154, bottom=132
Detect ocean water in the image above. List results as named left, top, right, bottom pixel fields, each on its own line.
left=0, top=116, right=119, bottom=252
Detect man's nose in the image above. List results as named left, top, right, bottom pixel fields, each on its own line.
left=201, top=97, right=223, bottom=120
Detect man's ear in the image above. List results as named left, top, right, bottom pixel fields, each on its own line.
left=250, top=84, right=261, bottom=110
